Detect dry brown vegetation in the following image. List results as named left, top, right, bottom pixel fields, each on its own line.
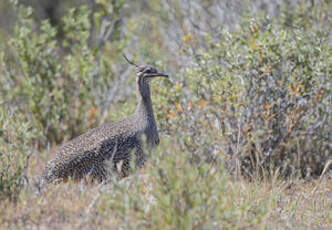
left=1, top=150, right=331, bottom=229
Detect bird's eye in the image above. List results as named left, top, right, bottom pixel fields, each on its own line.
left=148, top=68, right=157, bottom=73
left=143, top=68, right=152, bottom=74
left=137, top=66, right=157, bottom=75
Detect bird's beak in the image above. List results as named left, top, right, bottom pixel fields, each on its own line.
left=146, top=73, right=169, bottom=78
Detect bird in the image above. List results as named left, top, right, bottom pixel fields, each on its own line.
left=40, top=54, right=168, bottom=186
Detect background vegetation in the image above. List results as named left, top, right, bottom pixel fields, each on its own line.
left=0, top=0, right=331, bottom=229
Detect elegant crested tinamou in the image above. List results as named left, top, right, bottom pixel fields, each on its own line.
left=41, top=55, right=168, bottom=186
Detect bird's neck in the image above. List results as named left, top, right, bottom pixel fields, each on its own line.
left=135, top=83, right=159, bottom=147
left=136, top=83, right=154, bottom=121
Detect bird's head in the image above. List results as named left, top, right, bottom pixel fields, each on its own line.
left=123, top=54, right=168, bottom=84
left=136, top=65, right=168, bottom=83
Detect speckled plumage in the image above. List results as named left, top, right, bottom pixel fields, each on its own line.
left=41, top=63, right=168, bottom=185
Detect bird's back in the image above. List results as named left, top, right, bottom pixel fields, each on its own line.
left=42, top=114, right=145, bottom=184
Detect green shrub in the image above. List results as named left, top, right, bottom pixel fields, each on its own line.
left=0, top=110, right=38, bottom=201
left=86, top=145, right=274, bottom=229
left=155, top=2, right=331, bottom=178
left=0, top=6, right=117, bottom=144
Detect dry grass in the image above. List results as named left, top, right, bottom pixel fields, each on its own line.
left=0, top=152, right=331, bottom=230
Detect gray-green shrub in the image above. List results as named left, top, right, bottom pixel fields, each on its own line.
left=0, top=111, right=38, bottom=201
left=153, top=2, right=331, bottom=177
left=0, top=5, right=121, bottom=144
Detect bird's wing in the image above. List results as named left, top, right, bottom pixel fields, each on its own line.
left=42, top=116, right=141, bottom=183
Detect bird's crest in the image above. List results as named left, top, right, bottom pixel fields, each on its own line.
left=123, top=53, right=139, bottom=67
